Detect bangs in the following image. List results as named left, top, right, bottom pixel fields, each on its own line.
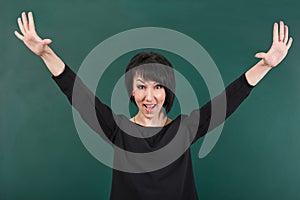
left=134, top=63, right=175, bottom=92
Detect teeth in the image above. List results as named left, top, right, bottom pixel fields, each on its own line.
left=144, top=104, right=155, bottom=108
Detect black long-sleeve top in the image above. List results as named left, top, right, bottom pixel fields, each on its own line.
left=52, top=64, right=254, bottom=200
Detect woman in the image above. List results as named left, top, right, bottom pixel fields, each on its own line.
left=15, top=12, right=292, bottom=200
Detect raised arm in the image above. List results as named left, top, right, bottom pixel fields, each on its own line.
left=14, top=12, right=65, bottom=76
left=14, top=11, right=118, bottom=142
left=245, top=21, right=293, bottom=86
left=188, top=21, right=293, bottom=143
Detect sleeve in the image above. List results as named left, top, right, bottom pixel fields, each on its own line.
left=52, top=64, right=118, bottom=142
left=183, top=73, right=254, bottom=143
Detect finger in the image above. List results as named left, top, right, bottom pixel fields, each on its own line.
left=42, top=39, right=52, bottom=45
left=14, top=31, right=24, bottom=40
left=279, top=21, right=284, bottom=41
left=255, top=52, right=266, bottom=59
left=28, top=11, right=35, bottom=30
left=273, top=22, right=278, bottom=42
left=284, top=25, right=288, bottom=44
left=17, top=17, right=26, bottom=35
left=21, top=12, right=29, bottom=32
left=286, top=37, right=293, bottom=50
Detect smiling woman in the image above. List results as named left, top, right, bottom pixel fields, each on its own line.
left=131, top=76, right=167, bottom=126
left=14, top=11, right=293, bottom=200
left=124, top=52, right=175, bottom=127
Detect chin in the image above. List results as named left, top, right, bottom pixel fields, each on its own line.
left=142, top=109, right=163, bottom=118
left=142, top=112, right=156, bottom=118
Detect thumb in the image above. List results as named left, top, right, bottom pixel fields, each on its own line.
left=254, top=52, right=266, bottom=59
left=42, top=39, right=52, bottom=45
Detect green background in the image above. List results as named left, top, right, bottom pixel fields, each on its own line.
left=1, top=0, right=300, bottom=199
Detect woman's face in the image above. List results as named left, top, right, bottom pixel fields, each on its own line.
left=132, top=75, right=166, bottom=119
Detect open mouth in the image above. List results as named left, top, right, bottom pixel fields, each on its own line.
left=143, top=104, right=156, bottom=112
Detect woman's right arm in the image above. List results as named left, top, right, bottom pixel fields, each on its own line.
left=15, top=12, right=118, bottom=141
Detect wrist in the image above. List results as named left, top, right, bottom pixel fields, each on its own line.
left=39, top=46, right=65, bottom=76
left=40, top=46, right=53, bottom=60
left=245, top=60, right=273, bottom=86
left=259, top=59, right=273, bottom=70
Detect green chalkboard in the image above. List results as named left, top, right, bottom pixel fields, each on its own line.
left=1, top=0, right=300, bottom=199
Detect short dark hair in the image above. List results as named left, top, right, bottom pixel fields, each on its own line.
left=125, top=52, right=175, bottom=113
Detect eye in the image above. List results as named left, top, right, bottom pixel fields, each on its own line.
left=137, top=85, right=145, bottom=90
left=155, top=85, right=163, bottom=89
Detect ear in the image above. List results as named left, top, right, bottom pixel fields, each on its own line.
left=130, top=95, right=135, bottom=102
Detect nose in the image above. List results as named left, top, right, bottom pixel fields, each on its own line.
left=145, top=88, right=154, bottom=101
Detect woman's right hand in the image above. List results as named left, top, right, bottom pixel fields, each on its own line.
left=14, top=12, right=52, bottom=57
left=15, top=11, right=65, bottom=76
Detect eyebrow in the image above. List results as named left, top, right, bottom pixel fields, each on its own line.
left=136, top=79, right=145, bottom=84
left=136, top=78, right=160, bottom=85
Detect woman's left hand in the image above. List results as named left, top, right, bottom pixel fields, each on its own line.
left=255, top=21, right=293, bottom=67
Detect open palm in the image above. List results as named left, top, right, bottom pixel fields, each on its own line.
left=255, top=21, right=293, bottom=67
left=14, top=12, right=52, bottom=56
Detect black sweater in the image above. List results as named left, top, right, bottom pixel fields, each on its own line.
left=52, top=64, right=254, bottom=200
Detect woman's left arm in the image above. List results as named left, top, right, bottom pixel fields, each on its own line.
left=245, top=21, right=293, bottom=86
left=186, top=21, right=293, bottom=143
